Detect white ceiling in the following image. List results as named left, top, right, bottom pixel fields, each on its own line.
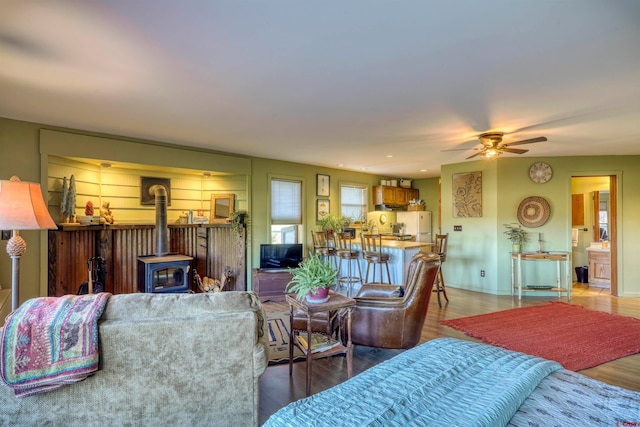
left=1, top=1, right=639, bottom=178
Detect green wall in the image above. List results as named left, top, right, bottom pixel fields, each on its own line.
left=440, top=156, right=640, bottom=297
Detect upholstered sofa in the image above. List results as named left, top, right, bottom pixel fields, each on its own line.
left=0, top=291, right=268, bottom=426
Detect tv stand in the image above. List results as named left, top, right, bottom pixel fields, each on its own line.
left=252, top=269, right=293, bottom=302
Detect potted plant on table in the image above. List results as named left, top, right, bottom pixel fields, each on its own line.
left=504, top=223, right=528, bottom=253
left=286, top=253, right=338, bottom=303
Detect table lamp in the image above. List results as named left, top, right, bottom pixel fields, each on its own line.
left=0, top=176, right=57, bottom=311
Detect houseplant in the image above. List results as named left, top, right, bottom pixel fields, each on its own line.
left=318, top=214, right=351, bottom=236
left=286, top=253, right=338, bottom=303
left=504, top=223, right=528, bottom=252
left=229, top=210, right=250, bottom=240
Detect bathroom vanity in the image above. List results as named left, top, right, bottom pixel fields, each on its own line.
left=587, top=243, right=611, bottom=288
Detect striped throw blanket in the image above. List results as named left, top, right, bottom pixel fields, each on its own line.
left=1, top=293, right=111, bottom=397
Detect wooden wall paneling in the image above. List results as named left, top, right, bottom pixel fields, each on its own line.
left=48, top=230, right=96, bottom=296
left=48, top=224, right=245, bottom=296
left=196, top=227, right=208, bottom=280
left=169, top=226, right=198, bottom=291
left=112, top=228, right=155, bottom=294
left=207, top=226, right=246, bottom=291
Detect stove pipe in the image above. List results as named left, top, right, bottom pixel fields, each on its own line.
left=151, top=184, right=169, bottom=256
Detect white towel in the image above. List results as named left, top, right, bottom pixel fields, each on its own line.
left=572, top=229, right=579, bottom=247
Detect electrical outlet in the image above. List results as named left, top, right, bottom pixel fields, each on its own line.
left=1, top=230, right=11, bottom=240
left=454, top=225, right=462, bottom=231
left=480, top=270, right=485, bottom=277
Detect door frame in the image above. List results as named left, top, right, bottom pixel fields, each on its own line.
left=571, top=173, right=619, bottom=295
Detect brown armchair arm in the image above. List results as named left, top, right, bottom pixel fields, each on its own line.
left=355, top=283, right=404, bottom=299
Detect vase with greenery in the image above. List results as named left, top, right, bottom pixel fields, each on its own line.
left=286, top=253, right=338, bottom=303
left=504, top=223, right=528, bottom=252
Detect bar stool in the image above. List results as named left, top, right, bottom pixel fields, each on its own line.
left=433, top=233, right=449, bottom=307
left=335, top=231, right=362, bottom=296
left=311, top=230, right=337, bottom=268
left=360, top=233, right=391, bottom=284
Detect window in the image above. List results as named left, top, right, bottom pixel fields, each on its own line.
left=271, top=178, right=302, bottom=243
left=340, top=184, right=368, bottom=222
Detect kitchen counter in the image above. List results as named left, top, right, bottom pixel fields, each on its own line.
left=349, top=240, right=434, bottom=285
left=586, top=247, right=610, bottom=252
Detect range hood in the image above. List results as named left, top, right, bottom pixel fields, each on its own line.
left=374, top=204, right=406, bottom=211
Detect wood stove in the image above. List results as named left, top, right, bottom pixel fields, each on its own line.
left=137, top=184, right=193, bottom=293
left=137, top=254, right=192, bottom=293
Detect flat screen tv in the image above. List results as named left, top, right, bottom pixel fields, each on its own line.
left=260, top=244, right=303, bottom=270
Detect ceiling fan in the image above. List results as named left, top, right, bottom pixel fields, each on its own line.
left=465, top=132, right=547, bottom=159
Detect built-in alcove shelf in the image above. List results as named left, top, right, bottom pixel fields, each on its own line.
left=48, top=223, right=245, bottom=297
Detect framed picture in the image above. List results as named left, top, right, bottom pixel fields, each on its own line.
left=316, top=174, right=330, bottom=197
left=210, top=193, right=235, bottom=224
left=452, top=171, right=482, bottom=217
left=140, top=177, right=171, bottom=206
left=317, top=199, right=330, bottom=221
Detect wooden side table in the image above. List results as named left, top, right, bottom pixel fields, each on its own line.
left=286, top=291, right=356, bottom=396
left=510, top=251, right=572, bottom=301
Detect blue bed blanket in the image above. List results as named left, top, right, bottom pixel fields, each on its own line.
left=265, top=338, right=562, bottom=427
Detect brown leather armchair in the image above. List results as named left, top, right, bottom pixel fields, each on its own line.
left=349, top=251, right=440, bottom=349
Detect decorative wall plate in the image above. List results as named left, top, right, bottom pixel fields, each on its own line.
left=529, top=162, right=552, bottom=183
left=517, top=196, right=551, bottom=228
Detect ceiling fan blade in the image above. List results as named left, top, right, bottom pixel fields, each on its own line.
left=441, top=147, right=475, bottom=152
left=466, top=152, right=483, bottom=159
left=501, top=148, right=529, bottom=154
left=503, top=136, right=547, bottom=147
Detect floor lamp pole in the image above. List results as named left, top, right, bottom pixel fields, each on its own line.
left=7, top=230, right=26, bottom=312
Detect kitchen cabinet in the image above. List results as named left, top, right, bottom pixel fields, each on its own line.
left=572, top=194, right=584, bottom=226
left=373, top=185, right=418, bottom=206
left=588, top=250, right=611, bottom=288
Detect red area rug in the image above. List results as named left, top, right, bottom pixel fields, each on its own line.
left=440, top=302, right=640, bottom=371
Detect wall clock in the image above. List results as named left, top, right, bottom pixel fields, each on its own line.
left=529, top=162, right=552, bottom=184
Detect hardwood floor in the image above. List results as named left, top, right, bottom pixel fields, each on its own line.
left=258, top=284, right=640, bottom=425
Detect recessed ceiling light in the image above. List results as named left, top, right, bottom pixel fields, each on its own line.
left=386, top=155, right=393, bottom=158
left=336, top=163, right=344, bottom=167
left=420, top=169, right=428, bottom=172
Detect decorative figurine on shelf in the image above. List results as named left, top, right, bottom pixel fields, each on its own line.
left=59, top=175, right=77, bottom=223
left=85, top=201, right=94, bottom=216
left=100, top=201, right=114, bottom=224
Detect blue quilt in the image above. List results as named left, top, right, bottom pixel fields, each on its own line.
left=265, top=338, right=562, bottom=427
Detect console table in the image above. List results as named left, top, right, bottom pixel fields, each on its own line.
left=252, top=269, right=293, bottom=302
left=510, top=251, right=572, bottom=301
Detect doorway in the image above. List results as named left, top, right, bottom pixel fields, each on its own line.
left=571, top=175, right=617, bottom=295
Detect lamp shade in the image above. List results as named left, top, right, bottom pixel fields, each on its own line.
left=0, top=176, right=57, bottom=230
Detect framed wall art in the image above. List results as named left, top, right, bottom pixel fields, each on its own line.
left=316, top=174, right=330, bottom=197
left=210, top=193, right=235, bottom=223
left=140, top=177, right=171, bottom=206
left=452, top=171, right=482, bottom=217
left=317, top=199, right=330, bottom=221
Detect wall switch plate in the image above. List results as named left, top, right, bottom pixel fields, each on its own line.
left=480, top=270, right=485, bottom=277
left=454, top=225, right=462, bottom=231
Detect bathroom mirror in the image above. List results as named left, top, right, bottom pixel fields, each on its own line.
left=592, top=190, right=609, bottom=242
left=210, top=194, right=235, bottom=224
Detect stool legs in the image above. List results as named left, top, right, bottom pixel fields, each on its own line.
left=338, top=257, right=362, bottom=297
left=364, top=261, right=391, bottom=284
left=433, top=264, right=449, bottom=307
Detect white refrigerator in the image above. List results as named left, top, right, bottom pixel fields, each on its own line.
left=397, top=211, right=432, bottom=242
